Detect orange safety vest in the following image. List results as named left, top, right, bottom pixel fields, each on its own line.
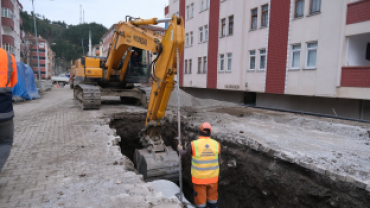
left=191, top=136, right=220, bottom=184
left=0, top=48, right=17, bottom=121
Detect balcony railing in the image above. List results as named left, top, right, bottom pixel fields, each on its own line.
left=341, top=66, right=370, bottom=87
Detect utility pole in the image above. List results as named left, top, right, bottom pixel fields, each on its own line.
left=31, top=0, right=41, bottom=86
left=88, top=30, right=92, bottom=56
left=82, top=38, right=84, bottom=55
left=80, top=5, right=82, bottom=24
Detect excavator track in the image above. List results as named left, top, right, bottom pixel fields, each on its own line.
left=74, top=84, right=101, bottom=110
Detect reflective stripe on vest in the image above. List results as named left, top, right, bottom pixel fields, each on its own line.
left=191, top=137, right=220, bottom=184
left=6, top=52, right=13, bottom=87
left=0, top=87, right=12, bottom=93
left=0, top=111, right=14, bottom=119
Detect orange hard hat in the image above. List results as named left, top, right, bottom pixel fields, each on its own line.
left=200, top=122, right=212, bottom=133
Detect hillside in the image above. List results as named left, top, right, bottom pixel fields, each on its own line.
left=20, top=11, right=108, bottom=65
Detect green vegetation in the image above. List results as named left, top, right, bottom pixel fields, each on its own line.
left=20, top=11, right=108, bottom=66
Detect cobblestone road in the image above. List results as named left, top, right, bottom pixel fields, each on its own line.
left=0, top=88, right=180, bottom=208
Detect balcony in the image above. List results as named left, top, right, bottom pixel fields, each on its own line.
left=347, top=0, right=370, bottom=25
left=31, top=59, right=46, bottom=65
left=30, top=52, right=45, bottom=57
left=341, top=33, right=370, bottom=87
left=31, top=67, right=46, bottom=72
left=1, top=17, right=14, bottom=31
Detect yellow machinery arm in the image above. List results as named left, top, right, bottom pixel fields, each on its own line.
left=105, top=15, right=184, bottom=124
left=104, top=20, right=163, bottom=81
left=130, top=16, right=184, bottom=181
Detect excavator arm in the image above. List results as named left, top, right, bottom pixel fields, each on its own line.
left=125, top=16, right=184, bottom=181
left=104, top=21, right=160, bottom=81
left=102, top=15, right=184, bottom=181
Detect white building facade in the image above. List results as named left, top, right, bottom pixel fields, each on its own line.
left=1, top=0, right=22, bottom=61
left=165, top=0, right=370, bottom=120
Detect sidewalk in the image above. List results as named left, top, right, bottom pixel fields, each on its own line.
left=0, top=88, right=180, bottom=208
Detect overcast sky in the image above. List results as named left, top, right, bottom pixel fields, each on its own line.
left=21, top=0, right=170, bottom=28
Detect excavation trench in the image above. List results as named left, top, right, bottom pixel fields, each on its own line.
left=110, top=112, right=370, bottom=208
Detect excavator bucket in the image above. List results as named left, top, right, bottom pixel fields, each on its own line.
left=134, top=146, right=179, bottom=182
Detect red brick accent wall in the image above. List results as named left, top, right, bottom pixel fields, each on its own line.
left=206, top=0, right=220, bottom=89
left=265, top=0, right=291, bottom=94
left=347, top=0, right=370, bottom=25
left=2, top=35, right=14, bottom=45
left=1, top=0, right=14, bottom=12
left=165, top=6, right=169, bottom=16
left=1, top=17, right=14, bottom=30
left=179, top=0, right=185, bottom=87
left=341, top=66, right=370, bottom=87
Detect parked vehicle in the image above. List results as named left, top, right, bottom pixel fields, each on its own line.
left=51, top=74, right=69, bottom=87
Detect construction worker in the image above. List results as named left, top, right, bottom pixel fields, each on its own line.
left=0, top=48, right=17, bottom=172
left=178, top=122, right=221, bottom=208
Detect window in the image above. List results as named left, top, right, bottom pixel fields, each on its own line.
left=261, top=5, right=269, bottom=27
left=199, top=27, right=203, bottom=43
left=203, top=57, right=207, bottom=73
left=227, top=53, right=232, bottom=71
left=251, top=8, right=257, bottom=30
left=306, top=42, right=318, bottom=68
left=229, top=16, right=234, bottom=35
left=32, top=56, right=46, bottom=60
left=4, top=44, right=14, bottom=54
left=191, top=3, right=194, bottom=18
left=1, top=8, right=13, bottom=20
left=206, top=0, right=210, bottom=9
left=198, top=57, right=202, bottom=73
left=189, top=59, right=192, bottom=74
left=310, top=0, right=321, bottom=13
left=186, top=33, right=189, bottom=46
left=220, top=54, right=224, bottom=71
left=186, top=6, right=189, bottom=19
left=221, top=18, right=226, bottom=37
left=295, top=0, right=304, bottom=18
left=201, top=0, right=204, bottom=11
left=190, top=32, right=193, bottom=45
left=204, top=25, right=208, bottom=41
left=259, top=49, right=266, bottom=69
left=185, top=60, right=188, bottom=74
left=291, top=44, right=301, bottom=69
left=249, top=50, right=256, bottom=70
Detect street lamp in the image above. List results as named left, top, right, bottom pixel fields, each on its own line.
left=31, top=0, right=41, bottom=86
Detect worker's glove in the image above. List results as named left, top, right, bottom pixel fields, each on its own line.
left=177, top=145, right=183, bottom=151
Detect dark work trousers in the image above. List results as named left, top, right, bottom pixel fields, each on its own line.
left=0, top=119, right=14, bottom=172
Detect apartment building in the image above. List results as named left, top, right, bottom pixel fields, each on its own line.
left=165, top=0, right=370, bottom=120
left=23, top=33, right=54, bottom=79
left=1, top=0, right=22, bottom=61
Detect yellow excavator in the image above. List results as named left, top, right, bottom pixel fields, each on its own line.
left=73, top=15, right=184, bottom=181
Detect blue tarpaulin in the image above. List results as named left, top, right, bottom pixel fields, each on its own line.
left=12, top=62, right=40, bottom=100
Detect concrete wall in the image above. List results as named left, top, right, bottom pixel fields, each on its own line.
left=182, top=87, right=243, bottom=103
left=256, top=93, right=363, bottom=120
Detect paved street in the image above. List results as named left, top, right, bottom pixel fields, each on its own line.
left=0, top=88, right=180, bottom=208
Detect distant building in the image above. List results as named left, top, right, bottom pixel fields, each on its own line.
left=1, top=0, right=23, bottom=61
left=92, top=44, right=101, bottom=56
left=23, top=33, right=53, bottom=79
left=165, top=0, right=370, bottom=120
left=101, top=24, right=115, bottom=57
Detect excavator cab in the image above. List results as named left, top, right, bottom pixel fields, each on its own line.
left=123, top=48, right=151, bottom=84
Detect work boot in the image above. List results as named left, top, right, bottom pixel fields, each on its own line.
left=207, top=202, right=217, bottom=208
